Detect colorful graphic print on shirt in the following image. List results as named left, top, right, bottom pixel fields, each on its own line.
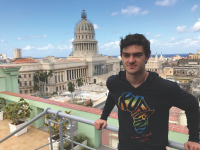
left=118, top=92, right=155, bottom=134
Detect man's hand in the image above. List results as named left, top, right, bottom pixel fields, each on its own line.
left=94, top=119, right=107, bottom=130
left=184, top=141, right=200, bottom=150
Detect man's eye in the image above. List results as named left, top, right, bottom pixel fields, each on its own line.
left=123, top=55, right=129, bottom=57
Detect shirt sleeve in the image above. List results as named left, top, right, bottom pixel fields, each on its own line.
left=170, top=83, right=199, bottom=143
left=100, top=92, right=116, bottom=121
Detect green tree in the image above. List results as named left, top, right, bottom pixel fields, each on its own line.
left=76, top=78, right=83, bottom=90
left=48, top=70, right=53, bottom=96
left=43, top=71, right=48, bottom=97
left=34, top=71, right=41, bottom=96
left=33, top=83, right=40, bottom=97
left=67, top=82, right=75, bottom=104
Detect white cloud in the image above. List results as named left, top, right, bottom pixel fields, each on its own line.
left=56, top=45, right=69, bottom=50
left=191, top=18, right=200, bottom=32
left=37, top=44, right=54, bottom=50
left=23, top=44, right=71, bottom=51
left=111, top=12, right=118, bottom=16
left=191, top=4, right=198, bottom=12
left=23, top=45, right=35, bottom=50
left=169, top=37, right=175, bottom=42
left=31, top=35, right=47, bottom=38
left=18, top=35, right=47, bottom=40
left=175, top=26, right=186, bottom=33
left=145, top=32, right=151, bottom=36
left=155, top=0, right=178, bottom=6
left=154, top=34, right=162, bottom=38
left=93, top=24, right=100, bottom=29
left=68, top=38, right=74, bottom=42
left=1, top=38, right=5, bottom=43
left=141, top=10, right=149, bottom=15
left=121, top=6, right=149, bottom=16
left=100, top=41, right=120, bottom=50
left=150, top=36, right=200, bottom=48
left=43, top=35, right=47, bottom=38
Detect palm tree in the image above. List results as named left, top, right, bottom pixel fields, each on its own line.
left=67, top=82, right=75, bottom=104
left=33, top=83, right=39, bottom=97
left=43, top=71, right=48, bottom=97
left=34, top=71, right=41, bottom=96
left=76, top=78, right=83, bottom=90
left=48, top=70, right=53, bottom=96
left=40, top=72, right=45, bottom=97
left=76, top=78, right=83, bottom=101
left=33, top=74, right=39, bottom=97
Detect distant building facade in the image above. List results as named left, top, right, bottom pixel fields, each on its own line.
left=14, top=48, right=22, bottom=59
left=145, top=54, right=166, bottom=72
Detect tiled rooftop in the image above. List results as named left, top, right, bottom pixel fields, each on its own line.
left=0, top=66, right=19, bottom=68
left=169, top=107, right=181, bottom=122
left=11, top=58, right=37, bottom=64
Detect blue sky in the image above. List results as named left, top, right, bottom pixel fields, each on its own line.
left=0, top=0, right=200, bottom=58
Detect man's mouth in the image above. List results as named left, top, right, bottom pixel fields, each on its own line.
left=128, top=65, right=137, bottom=68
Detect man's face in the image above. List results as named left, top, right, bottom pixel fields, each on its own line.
left=121, top=45, right=149, bottom=75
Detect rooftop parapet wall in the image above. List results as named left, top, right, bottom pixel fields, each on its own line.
left=0, top=66, right=20, bottom=93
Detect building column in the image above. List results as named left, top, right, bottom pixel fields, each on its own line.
left=57, top=72, right=58, bottom=82
left=70, top=70, right=72, bottom=80
left=65, top=70, right=67, bottom=81
left=74, top=69, right=76, bottom=79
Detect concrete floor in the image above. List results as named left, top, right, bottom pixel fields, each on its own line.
left=0, top=120, right=49, bottom=150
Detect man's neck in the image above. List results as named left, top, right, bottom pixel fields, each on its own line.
left=126, top=70, right=149, bottom=88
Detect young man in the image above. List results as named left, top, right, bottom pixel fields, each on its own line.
left=94, top=34, right=200, bottom=150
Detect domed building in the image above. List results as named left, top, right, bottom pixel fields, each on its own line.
left=2, top=10, right=120, bottom=95
left=72, top=10, right=98, bottom=57
left=68, top=10, right=120, bottom=84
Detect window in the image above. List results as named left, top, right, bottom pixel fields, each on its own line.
left=29, top=81, right=32, bottom=86
left=58, top=76, right=60, bottom=82
left=24, top=81, right=27, bottom=86
left=25, top=90, right=27, bottom=94
left=170, top=71, right=171, bottom=73
left=24, top=74, right=26, bottom=78
left=29, top=74, right=31, bottom=77
left=82, top=35, right=84, bottom=39
left=20, top=90, right=22, bottom=94
left=61, top=75, right=63, bottom=82
left=30, top=89, right=32, bottom=93
left=86, top=35, right=87, bottom=39
left=19, top=82, right=22, bottom=87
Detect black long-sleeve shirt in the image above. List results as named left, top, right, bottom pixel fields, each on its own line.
left=100, top=71, right=199, bottom=150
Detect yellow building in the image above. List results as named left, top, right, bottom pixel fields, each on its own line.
left=159, top=67, right=173, bottom=79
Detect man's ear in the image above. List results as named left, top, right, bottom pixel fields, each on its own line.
left=145, top=54, right=150, bottom=64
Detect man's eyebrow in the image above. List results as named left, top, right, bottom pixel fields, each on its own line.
left=122, top=52, right=143, bottom=55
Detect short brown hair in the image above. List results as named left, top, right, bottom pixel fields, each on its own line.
left=120, top=33, right=151, bottom=57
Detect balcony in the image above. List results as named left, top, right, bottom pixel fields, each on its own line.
left=0, top=91, right=189, bottom=150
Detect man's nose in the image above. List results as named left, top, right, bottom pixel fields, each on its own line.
left=128, top=55, right=136, bottom=63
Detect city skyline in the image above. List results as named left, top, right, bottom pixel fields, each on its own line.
left=0, top=0, right=200, bottom=57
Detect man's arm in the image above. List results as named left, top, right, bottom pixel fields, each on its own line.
left=94, top=92, right=115, bottom=130
left=170, top=83, right=199, bottom=143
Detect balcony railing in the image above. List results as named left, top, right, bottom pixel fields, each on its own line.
left=0, top=108, right=186, bottom=150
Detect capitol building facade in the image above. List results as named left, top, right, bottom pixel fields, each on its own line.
left=1, top=10, right=120, bottom=95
